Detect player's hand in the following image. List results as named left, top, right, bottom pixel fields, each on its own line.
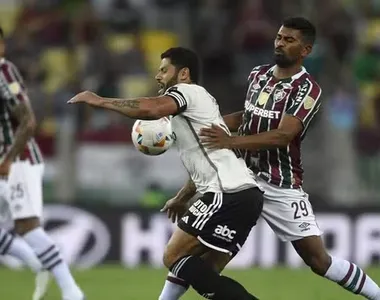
left=0, top=159, right=11, bottom=178
left=199, top=124, right=232, bottom=150
left=67, top=91, right=101, bottom=105
left=160, top=197, right=188, bottom=223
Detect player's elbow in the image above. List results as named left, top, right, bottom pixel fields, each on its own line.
left=143, top=107, right=167, bottom=120
left=276, top=130, right=294, bottom=147
left=25, top=118, right=37, bottom=135
left=141, top=108, right=161, bottom=120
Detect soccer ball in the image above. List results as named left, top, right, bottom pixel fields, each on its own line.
left=131, top=117, right=174, bottom=156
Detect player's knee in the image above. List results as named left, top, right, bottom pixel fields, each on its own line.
left=14, top=217, right=40, bottom=236
left=201, top=251, right=230, bottom=273
left=163, top=244, right=180, bottom=269
left=305, top=252, right=331, bottom=276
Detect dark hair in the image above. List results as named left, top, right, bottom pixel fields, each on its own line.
left=282, top=17, right=316, bottom=45
left=0, top=27, right=3, bottom=39
left=160, top=47, right=200, bottom=83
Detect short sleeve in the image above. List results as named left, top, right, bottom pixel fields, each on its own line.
left=0, top=61, right=30, bottom=109
left=286, top=78, right=322, bottom=131
left=164, top=84, right=193, bottom=115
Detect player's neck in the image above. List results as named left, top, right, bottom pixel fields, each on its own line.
left=273, top=64, right=303, bottom=80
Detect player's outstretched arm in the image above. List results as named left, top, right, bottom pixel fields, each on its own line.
left=200, top=115, right=303, bottom=150
left=68, top=91, right=179, bottom=120
left=222, top=111, right=244, bottom=132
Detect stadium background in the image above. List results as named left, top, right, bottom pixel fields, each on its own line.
left=1, top=0, right=380, bottom=299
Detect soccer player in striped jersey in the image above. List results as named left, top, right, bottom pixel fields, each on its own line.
left=0, top=27, right=85, bottom=300
left=158, top=17, right=380, bottom=300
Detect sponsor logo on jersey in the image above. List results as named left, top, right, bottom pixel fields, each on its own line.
left=213, top=225, right=236, bottom=241
left=8, top=82, right=21, bottom=95
left=188, top=199, right=209, bottom=217
left=299, top=222, right=311, bottom=232
left=245, top=102, right=281, bottom=119
left=303, top=96, right=315, bottom=110
left=257, top=92, right=270, bottom=106
left=295, top=82, right=310, bottom=103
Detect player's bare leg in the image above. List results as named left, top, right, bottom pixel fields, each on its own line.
left=15, top=217, right=85, bottom=300
left=293, top=235, right=380, bottom=299
left=162, top=227, right=258, bottom=300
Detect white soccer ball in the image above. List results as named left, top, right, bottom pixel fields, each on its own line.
left=131, top=117, right=174, bottom=156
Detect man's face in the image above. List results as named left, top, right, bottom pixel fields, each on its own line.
left=155, top=58, right=179, bottom=95
left=274, top=26, right=311, bottom=68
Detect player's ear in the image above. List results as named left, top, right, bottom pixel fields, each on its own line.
left=178, top=67, right=190, bottom=81
left=302, top=44, right=312, bottom=58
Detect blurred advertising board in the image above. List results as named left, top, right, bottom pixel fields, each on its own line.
left=1, top=204, right=380, bottom=269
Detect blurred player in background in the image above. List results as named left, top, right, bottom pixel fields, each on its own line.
left=158, top=17, right=380, bottom=300
left=68, top=47, right=264, bottom=300
left=0, top=27, right=85, bottom=300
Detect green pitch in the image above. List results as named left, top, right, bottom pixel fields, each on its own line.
left=2, top=266, right=380, bottom=299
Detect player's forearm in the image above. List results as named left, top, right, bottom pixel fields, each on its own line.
left=176, top=179, right=197, bottom=203
left=86, top=94, right=160, bottom=120
left=5, top=118, right=35, bottom=162
left=99, top=97, right=161, bottom=120
left=223, top=111, right=244, bottom=132
left=229, top=129, right=291, bottom=150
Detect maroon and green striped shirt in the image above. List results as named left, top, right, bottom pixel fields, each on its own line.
left=0, top=58, right=43, bottom=164
left=237, top=64, right=322, bottom=188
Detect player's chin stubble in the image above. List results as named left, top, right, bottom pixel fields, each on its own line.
left=274, top=54, right=297, bottom=68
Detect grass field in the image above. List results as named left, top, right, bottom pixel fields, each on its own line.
left=3, top=266, right=380, bottom=299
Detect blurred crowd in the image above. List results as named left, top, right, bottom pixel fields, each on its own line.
left=1, top=0, right=379, bottom=205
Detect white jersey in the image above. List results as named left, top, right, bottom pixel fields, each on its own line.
left=165, top=83, right=258, bottom=194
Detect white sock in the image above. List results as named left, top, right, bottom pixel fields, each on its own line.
left=23, top=227, right=84, bottom=300
left=159, top=272, right=188, bottom=300
left=325, top=256, right=380, bottom=299
left=0, top=228, right=42, bottom=272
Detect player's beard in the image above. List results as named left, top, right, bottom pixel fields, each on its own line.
left=157, top=73, right=179, bottom=95
left=274, top=52, right=297, bottom=68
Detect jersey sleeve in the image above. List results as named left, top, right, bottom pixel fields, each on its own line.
left=0, top=62, right=30, bottom=109
left=247, top=64, right=271, bottom=82
left=286, top=78, right=322, bottom=131
left=164, top=84, right=194, bottom=116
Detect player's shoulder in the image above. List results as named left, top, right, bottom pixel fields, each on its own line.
left=251, top=64, right=272, bottom=73
left=297, top=70, right=322, bottom=92
left=0, top=58, right=16, bottom=69
left=0, top=58, right=20, bottom=75
left=172, top=83, right=202, bottom=90
left=247, top=64, right=273, bottom=81
left=293, top=70, right=322, bottom=101
left=168, top=83, right=206, bottom=96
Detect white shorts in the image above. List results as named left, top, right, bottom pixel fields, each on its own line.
left=257, top=176, right=323, bottom=242
left=4, top=161, right=44, bottom=220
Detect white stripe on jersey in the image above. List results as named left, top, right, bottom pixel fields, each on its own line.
left=293, top=78, right=313, bottom=115
left=192, top=193, right=220, bottom=230
left=198, top=193, right=223, bottom=231
left=166, top=90, right=187, bottom=108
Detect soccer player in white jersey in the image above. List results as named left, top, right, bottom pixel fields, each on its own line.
left=0, top=27, right=85, bottom=300
left=69, top=47, right=264, bottom=300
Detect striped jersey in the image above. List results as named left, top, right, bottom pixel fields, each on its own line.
left=0, top=58, right=43, bottom=164
left=164, top=83, right=258, bottom=194
left=237, top=64, right=322, bottom=188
